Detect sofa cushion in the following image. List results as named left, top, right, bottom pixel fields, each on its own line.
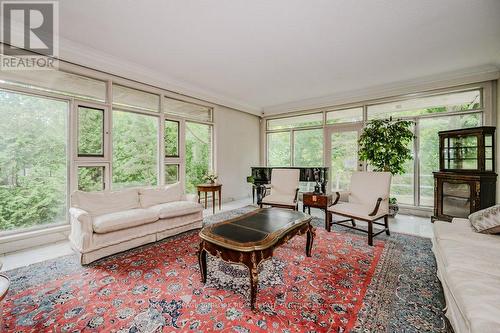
left=446, top=269, right=500, bottom=333
left=469, top=205, right=500, bottom=234
left=433, top=219, right=500, bottom=249
left=149, top=201, right=203, bottom=219
left=72, top=189, right=140, bottom=215
left=93, top=208, right=159, bottom=234
left=139, top=182, right=183, bottom=208
left=435, top=238, right=500, bottom=277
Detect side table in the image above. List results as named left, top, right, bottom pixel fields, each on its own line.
left=196, top=183, right=222, bottom=214
left=302, top=192, right=332, bottom=231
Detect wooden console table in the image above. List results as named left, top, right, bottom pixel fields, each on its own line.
left=302, top=192, right=333, bottom=231
left=196, top=183, right=222, bottom=214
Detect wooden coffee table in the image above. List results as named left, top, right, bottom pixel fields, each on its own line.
left=198, top=208, right=315, bottom=310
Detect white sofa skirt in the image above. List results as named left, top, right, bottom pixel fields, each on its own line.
left=70, top=211, right=203, bottom=265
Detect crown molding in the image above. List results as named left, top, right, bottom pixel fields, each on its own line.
left=262, top=65, right=500, bottom=115
left=57, top=37, right=262, bottom=115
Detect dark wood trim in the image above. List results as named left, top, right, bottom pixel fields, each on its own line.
left=368, top=197, right=383, bottom=216
left=198, top=217, right=315, bottom=310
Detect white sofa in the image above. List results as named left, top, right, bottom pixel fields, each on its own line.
left=432, top=218, right=500, bottom=333
left=69, top=182, right=203, bottom=264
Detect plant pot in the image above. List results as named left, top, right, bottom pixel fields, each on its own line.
left=389, top=202, right=399, bottom=217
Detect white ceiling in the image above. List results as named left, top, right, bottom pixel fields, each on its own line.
left=57, top=0, right=500, bottom=115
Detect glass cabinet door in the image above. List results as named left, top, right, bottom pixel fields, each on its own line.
left=441, top=181, right=471, bottom=218
left=444, top=135, right=478, bottom=170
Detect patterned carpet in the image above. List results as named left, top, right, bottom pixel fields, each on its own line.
left=1, top=206, right=449, bottom=332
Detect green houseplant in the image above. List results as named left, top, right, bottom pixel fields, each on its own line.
left=358, top=118, right=415, bottom=216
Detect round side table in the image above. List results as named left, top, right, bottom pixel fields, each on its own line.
left=196, top=183, right=222, bottom=214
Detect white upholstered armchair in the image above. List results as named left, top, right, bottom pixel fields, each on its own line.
left=259, top=169, right=300, bottom=210
left=327, top=171, right=392, bottom=246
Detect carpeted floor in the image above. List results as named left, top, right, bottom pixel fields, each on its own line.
left=1, top=206, right=450, bottom=332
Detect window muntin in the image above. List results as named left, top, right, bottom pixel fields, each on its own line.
left=78, top=166, right=105, bottom=191
left=0, top=90, right=68, bottom=233
left=0, top=69, right=106, bottom=102
left=185, top=122, right=212, bottom=193
left=293, top=129, right=323, bottom=166
left=165, top=120, right=179, bottom=157
left=113, top=84, right=160, bottom=112
left=326, top=107, right=363, bottom=124
left=267, top=113, right=323, bottom=130
left=77, top=106, right=104, bottom=157
left=267, top=132, right=291, bottom=166
left=112, top=110, right=159, bottom=189
left=367, top=90, right=482, bottom=119
left=165, top=164, right=179, bottom=184
left=164, top=97, right=212, bottom=122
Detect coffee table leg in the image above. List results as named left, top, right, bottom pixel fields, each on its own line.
left=306, top=224, right=315, bottom=257
left=198, top=242, right=207, bottom=283
left=248, top=263, right=259, bottom=311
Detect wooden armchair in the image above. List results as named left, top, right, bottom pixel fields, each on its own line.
left=327, top=171, right=392, bottom=245
left=259, top=169, right=300, bottom=210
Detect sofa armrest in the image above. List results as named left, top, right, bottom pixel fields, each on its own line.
left=68, top=207, right=93, bottom=251
left=183, top=193, right=199, bottom=203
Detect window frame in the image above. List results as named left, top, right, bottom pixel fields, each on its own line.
left=74, top=162, right=110, bottom=192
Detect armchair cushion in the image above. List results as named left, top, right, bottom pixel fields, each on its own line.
left=93, top=209, right=159, bottom=234
left=348, top=172, right=391, bottom=206
left=328, top=202, right=387, bottom=221
left=270, top=169, right=300, bottom=196
left=261, top=193, right=296, bottom=207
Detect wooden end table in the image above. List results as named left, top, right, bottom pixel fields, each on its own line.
left=302, top=192, right=333, bottom=231
left=198, top=208, right=314, bottom=310
left=196, top=183, right=222, bottom=214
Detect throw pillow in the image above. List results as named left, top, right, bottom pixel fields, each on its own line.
left=469, top=205, right=500, bottom=234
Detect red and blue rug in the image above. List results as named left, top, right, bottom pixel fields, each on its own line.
left=1, top=206, right=449, bottom=332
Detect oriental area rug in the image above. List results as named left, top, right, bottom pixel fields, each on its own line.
left=1, top=206, right=450, bottom=332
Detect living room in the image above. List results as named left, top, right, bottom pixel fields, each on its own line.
left=0, top=1, right=499, bottom=332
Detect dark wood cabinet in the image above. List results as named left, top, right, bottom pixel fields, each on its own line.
left=433, top=127, right=497, bottom=222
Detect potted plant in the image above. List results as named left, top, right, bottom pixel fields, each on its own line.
left=358, top=118, right=414, bottom=217
left=204, top=172, right=218, bottom=184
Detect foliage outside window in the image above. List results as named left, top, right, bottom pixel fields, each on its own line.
left=293, top=129, right=323, bottom=166
left=367, top=90, right=481, bottom=119
left=0, top=90, right=68, bottom=232
left=326, top=107, right=363, bottom=124
left=267, top=113, right=323, bottom=130
left=185, top=122, right=212, bottom=193
left=165, top=120, right=179, bottom=157
left=78, top=106, right=104, bottom=156
left=112, top=110, right=159, bottom=189
left=267, top=132, right=291, bottom=166
left=165, top=164, right=179, bottom=184
left=78, top=166, right=105, bottom=191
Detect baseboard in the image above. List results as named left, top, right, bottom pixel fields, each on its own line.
left=0, top=225, right=70, bottom=254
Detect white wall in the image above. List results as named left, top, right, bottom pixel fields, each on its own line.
left=215, top=106, right=260, bottom=202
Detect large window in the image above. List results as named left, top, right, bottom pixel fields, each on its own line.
left=185, top=122, right=212, bottom=193
left=293, top=129, right=323, bottom=166
left=0, top=90, right=68, bottom=232
left=266, top=86, right=490, bottom=211
left=267, top=132, right=291, bottom=166
left=112, top=110, right=159, bottom=189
